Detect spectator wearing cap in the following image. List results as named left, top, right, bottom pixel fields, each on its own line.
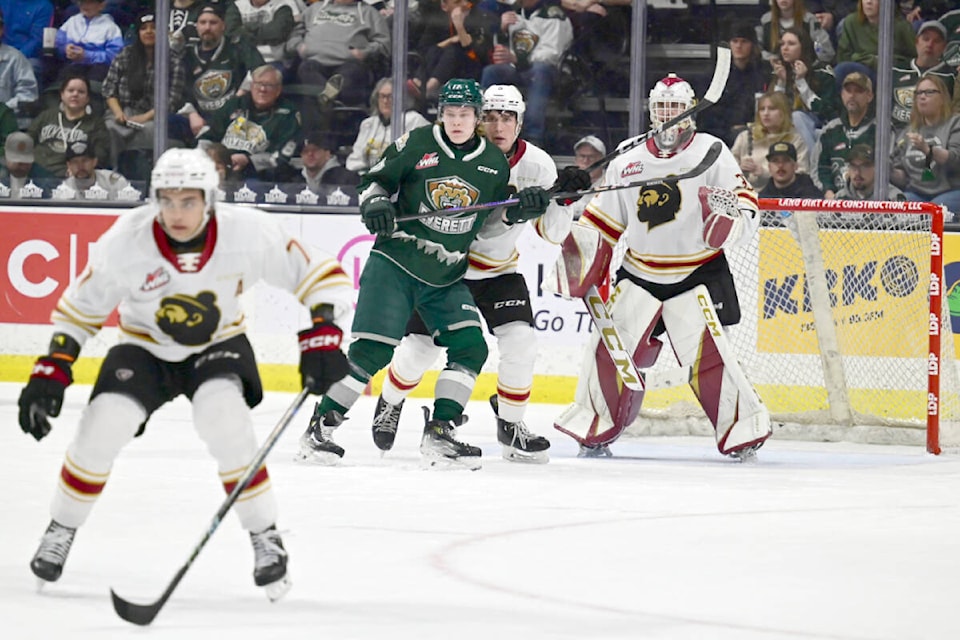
left=835, top=143, right=904, bottom=200
left=0, top=0, right=53, bottom=81
left=891, top=20, right=958, bottom=133
left=891, top=74, right=960, bottom=219
left=815, top=70, right=876, bottom=198
left=57, top=139, right=130, bottom=199
left=345, top=77, right=429, bottom=175
left=55, top=0, right=123, bottom=82
left=295, top=130, right=358, bottom=192
left=0, top=9, right=38, bottom=114
left=102, top=10, right=186, bottom=174
left=570, top=134, right=604, bottom=219
left=732, top=90, right=810, bottom=190
left=836, top=0, right=915, bottom=77
left=759, top=140, right=824, bottom=198
left=169, top=0, right=243, bottom=53
left=197, top=64, right=300, bottom=182
left=172, top=2, right=265, bottom=145
left=0, top=130, right=53, bottom=195
left=698, top=20, right=768, bottom=147
left=27, top=70, right=109, bottom=177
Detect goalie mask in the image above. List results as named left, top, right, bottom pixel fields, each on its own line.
left=649, top=74, right=697, bottom=152
left=151, top=148, right=219, bottom=240
left=482, top=84, right=525, bottom=137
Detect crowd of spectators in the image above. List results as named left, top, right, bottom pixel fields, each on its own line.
left=0, top=0, right=957, bottom=213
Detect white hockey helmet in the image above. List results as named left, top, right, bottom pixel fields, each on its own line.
left=648, top=73, right=697, bottom=152
left=151, top=148, right=219, bottom=238
left=482, top=84, right=525, bottom=133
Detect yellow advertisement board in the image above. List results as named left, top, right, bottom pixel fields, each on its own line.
left=758, top=227, right=927, bottom=358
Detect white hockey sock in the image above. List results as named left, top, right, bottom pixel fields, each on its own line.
left=382, top=333, right=441, bottom=406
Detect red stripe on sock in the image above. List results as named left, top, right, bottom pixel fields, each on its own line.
left=61, top=465, right=105, bottom=496
left=223, top=466, right=270, bottom=495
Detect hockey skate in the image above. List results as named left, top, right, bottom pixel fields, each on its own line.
left=577, top=443, right=613, bottom=458
left=419, top=407, right=481, bottom=470
left=250, top=525, right=291, bottom=602
left=489, top=395, right=549, bottom=464
left=295, top=404, right=345, bottom=465
left=727, top=442, right=764, bottom=464
left=30, top=520, right=77, bottom=585
left=371, top=396, right=404, bottom=453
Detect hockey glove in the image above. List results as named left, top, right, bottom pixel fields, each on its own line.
left=298, top=305, right=350, bottom=395
left=18, top=357, right=74, bottom=442
left=699, top=186, right=744, bottom=250
left=503, top=186, right=551, bottom=224
left=360, top=195, right=397, bottom=236
left=553, top=166, right=592, bottom=205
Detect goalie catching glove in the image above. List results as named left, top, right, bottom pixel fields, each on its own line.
left=553, top=166, right=592, bottom=205
left=18, top=334, right=80, bottom=441
left=298, top=304, right=350, bottom=394
left=699, top=185, right=744, bottom=250
left=503, top=186, right=551, bottom=224
left=360, top=195, right=397, bottom=236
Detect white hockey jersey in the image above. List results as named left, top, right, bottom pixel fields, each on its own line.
left=52, top=203, right=354, bottom=362
left=467, top=139, right=573, bottom=280
left=581, top=133, right=759, bottom=285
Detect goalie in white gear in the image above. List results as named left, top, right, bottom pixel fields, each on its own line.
left=550, top=73, right=772, bottom=460
left=372, top=84, right=592, bottom=463
left=16, top=148, right=354, bottom=599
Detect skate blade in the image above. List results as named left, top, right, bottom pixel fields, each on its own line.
left=419, top=452, right=482, bottom=471
left=577, top=446, right=612, bottom=458
left=292, top=447, right=342, bottom=466
left=729, top=447, right=759, bottom=463
left=263, top=574, right=292, bottom=602
left=502, top=446, right=549, bottom=464
left=35, top=578, right=51, bottom=593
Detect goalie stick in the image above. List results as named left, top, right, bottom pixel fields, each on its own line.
left=395, top=142, right=723, bottom=223
left=582, top=284, right=646, bottom=392
left=110, top=386, right=312, bottom=626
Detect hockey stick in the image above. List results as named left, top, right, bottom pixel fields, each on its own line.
left=394, top=142, right=723, bottom=223
left=583, top=46, right=731, bottom=175
left=110, top=386, right=312, bottom=626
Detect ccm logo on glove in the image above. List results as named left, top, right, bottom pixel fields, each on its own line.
left=299, top=326, right=342, bottom=351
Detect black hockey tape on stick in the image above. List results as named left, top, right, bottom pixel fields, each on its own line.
left=394, top=142, right=723, bottom=223
left=110, top=386, right=312, bottom=626
left=583, top=46, right=732, bottom=176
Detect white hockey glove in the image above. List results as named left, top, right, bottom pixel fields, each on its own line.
left=699, top=186, right=744, bottom=250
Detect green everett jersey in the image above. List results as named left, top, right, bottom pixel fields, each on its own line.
left=358, top=124, right=510, bottom=287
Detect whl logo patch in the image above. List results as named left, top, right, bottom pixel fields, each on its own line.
left=416, top=152, right=440, bottom=170
left=141, top=267, right=171, bottom=292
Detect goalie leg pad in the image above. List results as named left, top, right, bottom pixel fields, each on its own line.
left=661, top=285, right=771, bottom=455
left=542, top=225, right=613, bottom=299
left=555, top=281, right=663, bottom=447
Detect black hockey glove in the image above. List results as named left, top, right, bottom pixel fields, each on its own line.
left=298, top=305, right=350, bottom=395
left=18, top=333, right=80, bottom=441
left=504, top=186, right=551, bottom=224
left=360, top=195, right=397, bottom=236
left=554, top=166, right=592, bottom=205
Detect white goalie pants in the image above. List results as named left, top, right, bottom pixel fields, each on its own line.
left=50, top=377, right=277, bottom=533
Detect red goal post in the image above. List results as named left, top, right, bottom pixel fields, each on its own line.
left=608, top=197, right=959, bottom=453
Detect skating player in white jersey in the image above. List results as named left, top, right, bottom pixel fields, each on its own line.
left=549, top=73, right=772, bottom=460
left=370, top=84, right=592, bottom=463
left=17, top=148, right=354, bottom=600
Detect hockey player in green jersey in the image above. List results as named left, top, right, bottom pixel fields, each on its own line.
left=295, top=78, right=551, bottom=469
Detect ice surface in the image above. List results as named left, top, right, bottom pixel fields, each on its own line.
left=3, top=382, right=960, bottom=639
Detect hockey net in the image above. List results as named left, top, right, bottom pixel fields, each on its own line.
left=609, top=198, right=960, bottom=453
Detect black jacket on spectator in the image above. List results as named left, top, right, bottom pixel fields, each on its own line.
left=759, top=173, right=825, bottom=199
left=698, top=58, right=768, bottom=147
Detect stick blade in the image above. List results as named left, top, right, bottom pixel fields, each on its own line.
left=111, top=588, right=162, bottom=626
left=702, top=46, right=732, bottom=104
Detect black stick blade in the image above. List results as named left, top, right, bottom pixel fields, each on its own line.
left=111, top=588, right=163, bottom=626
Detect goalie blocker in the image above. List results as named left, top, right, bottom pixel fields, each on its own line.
left=554, top=278, right=771, bottom=458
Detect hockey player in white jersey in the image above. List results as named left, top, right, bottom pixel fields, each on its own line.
left=549, top=73, right=772, bottom=460
left=17, top=148, right=353, bottom=600
left=370, top=84, right=591, bottom=463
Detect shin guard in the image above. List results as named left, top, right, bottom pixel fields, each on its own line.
left=661, top=285, right=771, bottom=455
left=555, top=282, right=663, bottom=447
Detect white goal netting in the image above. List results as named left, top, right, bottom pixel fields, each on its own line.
left=611, top=198, right=960, bottom=452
